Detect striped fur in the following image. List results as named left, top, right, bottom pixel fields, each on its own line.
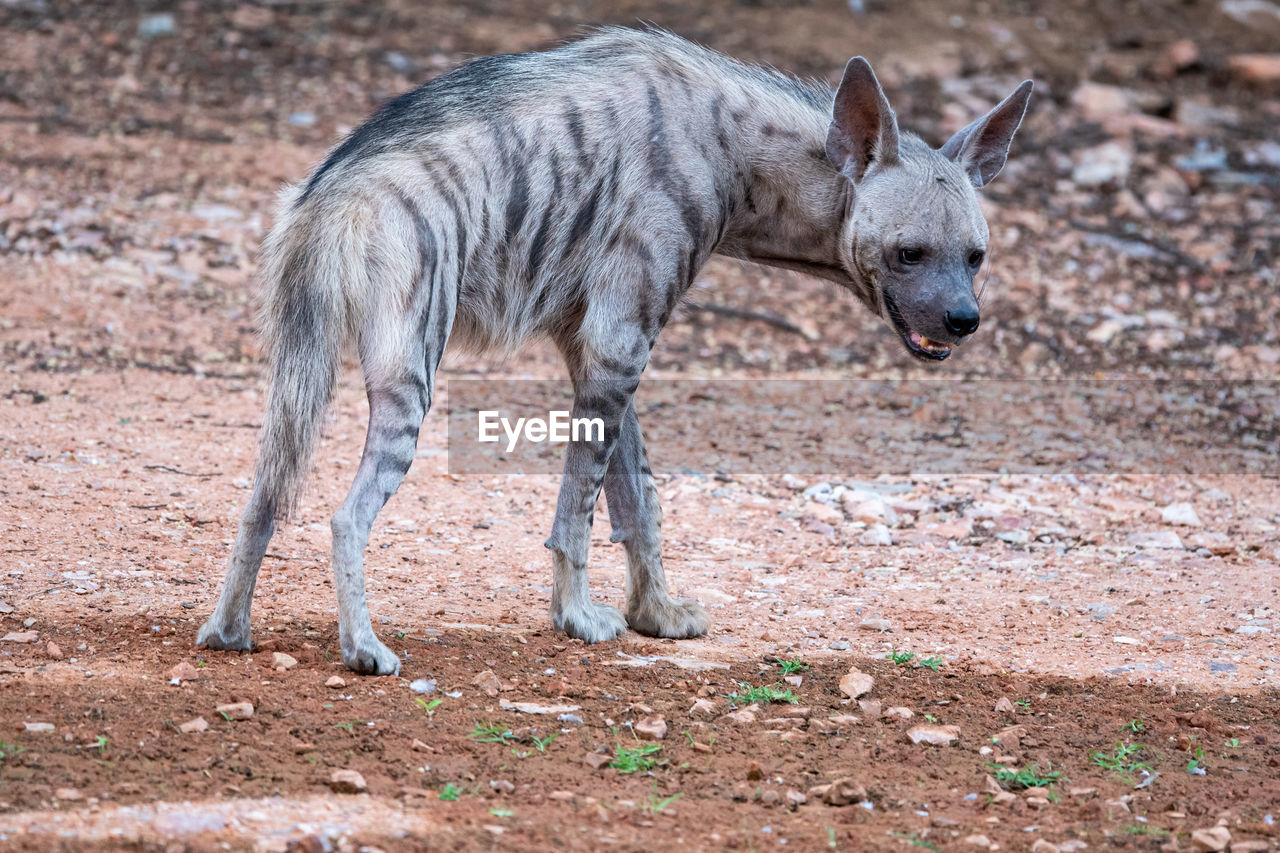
left=198, top=27, right=1032, bottom=674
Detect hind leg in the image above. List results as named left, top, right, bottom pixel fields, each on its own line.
left=197, top=490, right=275, bottom=650
left=605, top=404, right=710, bottom=638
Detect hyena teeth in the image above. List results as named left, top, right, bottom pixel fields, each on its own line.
left=910, top=332, right=955, bottom=353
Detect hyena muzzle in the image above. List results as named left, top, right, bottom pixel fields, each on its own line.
left=197, top=27, right=1032, bottom=674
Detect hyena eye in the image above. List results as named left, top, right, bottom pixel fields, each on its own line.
left=968, top=249, right=986, bottom=267
left=898, top=247, right=924, bottom=265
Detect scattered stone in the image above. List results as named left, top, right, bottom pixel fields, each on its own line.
left=859, top=524, right=893, bottom=546
left=490, top=779, right=514, bottom=795
left=635, top=716, right=667, bottom=741
left=1164, top=38, right=1201, bottom=72
left=822, top=778, right=867, bottom=806
left=839, top=670, right=874, bottom=699
left=859, top=618, right=892, bottom=632
left=1228, top=54, right=1280, bottom=84
left=690, top=697, right=717, bottom=716
left=883, top=706, right=914, bottom=721
left=1068, top=787, right=1097, bottom=799
left=906, top=725, right=960, bottom=746
left=722, top=707, right=758, bottom=725
left=1030, top=841, right=1060, bottom=853
left=54, top=788, right=83, bottom=801
left=326, top=675, right=346, bottom=688
left=1070, top=82, right=1133, bottom=119
left=169, top=661, right=200, bottom=682
left=858, top=699, right=882, bottom=719
left=216, top=702, right=254, bottom=720
left=746, top=761, right=764, bottom=781
left=1162, top=502, right=1203, bottom=526
left=179, top=717, right=208, bottom=734
left=289, top=111, right=317, bottom=127
left=1072, top=142, right=1133, bottom=188
left=785, top=789, right=807, bottom=808
left=2, top=631, right=38, bottom=644
left=498, top=699, right=580, bottom=715
left=328, top=769, right=367, bottom=794
left=548, top=791, right=575, bottom=802
left=584, top=752, right=612, bottom=770
left=473, top=670, right=501, bottom=697
left=409, top=678, right=436, bottom=694
left=411, top=739, right=432, bottom=752
left=23, top=722, right=54, bottom=733
left=46, top=641, right=63, bottom=660
left=273, top=652, right=298, bottom=670
left=1230, top=841, right=1270, bottom=853
left=558, top=713, right=584, bottom=726
left=995, top=696, right=1015, bottom=714
left=1126, top=530, right=1184, bottom=549
left=963, top=834, right=993, bottom=848
left=783, top=674, right=804, bottom=687
left=138, top=13, right=176, bottom=39
left=1190, top=826, right=1231, bottom=851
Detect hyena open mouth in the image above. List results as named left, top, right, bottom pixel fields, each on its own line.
left=883, top=294, right=955, bottom=361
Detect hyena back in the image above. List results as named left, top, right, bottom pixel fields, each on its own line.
left=198, top=27, right=1032, bottom=674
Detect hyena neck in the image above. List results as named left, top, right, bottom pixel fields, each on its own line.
left=717, top=81, right=855, bottom=288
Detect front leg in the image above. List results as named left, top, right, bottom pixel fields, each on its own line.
left=605, top=404, right=710, bottom=638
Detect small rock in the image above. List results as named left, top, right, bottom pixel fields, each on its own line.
left=584, top=752, right=612, bottom=770
left=273, top=652, right=298, bottom=670
left=785, top=788, right=807, bottom=808
left=328, top=769, right=367, bottom=794
left=2, top=631, right=38, bottom=644
left=138, top=13, right=176, bottom=39
left=548, top=791, right=575, bottom=802
left=906, top=725, right=960, bottom=746
left=783, top=674, right=804, bottom=687
left=746, top=761, right=764, bottom=781
left=409, top=678, right=436, bottom=694
left=857, top=699, right=882, bottom=718
left=994, top=696, right=1015, bottom=714
left=1190, top=826, right=1231, bottom=851
left=169, top=661, right=199, bottom=682
left=883, top=706, right=914, bottom=721
left=1024, top=787, right=1050, bottom=799
left=216, top=702, right=254, bottom=720
left=473, top=670, right=501, bottom=697
left=1126, top=530, right=1184, bottom=549
left=411, top=739, right=432, bottom=752
left=490, top=779, right=514, bottom=795
left=1161, top=502, right=1203, bottom=526
left=859, top=524, right=893, bottom=546
left=822, top=778, right=867, bottom=806
left=179, top=716, right=209, bottom=734
left=326, top=675, right=346, bottom=688
left=1030, top=841, right=1060, bottom=853
left=722, top=708, right=758, bottom=725
left=23, top=722, right=54, bottom=733
left=1070, top=82, right=1133, bottom=119
left=759, top=789, right=781, bottom=806
left=963, top=834, right=993, bottom=848
left=635, top=716, right=667, bottom=741
left=498, top=699, right=580, bottom=715
left=54, top=788, right=83, bottom=801
left=46, top=642, right=63, bottom=660
left=859, top=618, right=892, bottom=632
left=1228, top=54, right=1280, bottom=84
left=1068, top=787, right=1097, bottom=799
left=1072, top=141, right=1133, bottom=188
left=1164, top=38, right=1200, bottom=72
left=1230, top=841, right=1270, bottom=853
left=839, top=670, right=874, bottom=699
left=289, top=111, right=317, bottom=127
left=690, top=698, right=717, bottom=716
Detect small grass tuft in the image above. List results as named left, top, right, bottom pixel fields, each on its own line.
left=886, top=650, right=916, bottom=665
left=987, top=763, right=1064, bottom=790
left=777, top=658, right=809, bottom=676
left=641, top=782, right=682, bottom=814
left=1120, top=718, right=1146, bottom=733
left=1091, top=741, right=1153, bottom=782
left=730, top=682, right=797, bottom=704
left=438, top=783, right=462, bottom=801
left=414, top=697, right=443, bottom=716
left=468, top=721, right=515, bottom=744
left=918, top=656, right=943, bottom=672
left=610, top=743, right=663, bottom=774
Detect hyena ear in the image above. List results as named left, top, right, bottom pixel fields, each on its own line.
left=826, top=57, right=900, bottom=181
left=940, top=79, right=1034, bottom=187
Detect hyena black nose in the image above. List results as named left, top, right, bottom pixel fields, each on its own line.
left=944, top=309, right=980, bottom=337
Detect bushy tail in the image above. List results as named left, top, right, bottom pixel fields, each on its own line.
left=252, top=185, right=362, bottom=518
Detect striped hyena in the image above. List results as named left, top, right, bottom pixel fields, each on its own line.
left=198, top=28, right=1033, bottom=674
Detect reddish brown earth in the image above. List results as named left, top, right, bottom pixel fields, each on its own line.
left=2, top=0, right=1279, bottom=850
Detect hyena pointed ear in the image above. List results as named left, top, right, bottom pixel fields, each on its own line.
left=826, top=57, right=900, bottom=181
left=940, top=79, right=1034, bottom=187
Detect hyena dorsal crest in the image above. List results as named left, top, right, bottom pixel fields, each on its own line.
left=198, top=27, right=1033, bottom=674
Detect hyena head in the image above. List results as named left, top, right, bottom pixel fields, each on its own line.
left=826, top=59, right=1033, bottom=361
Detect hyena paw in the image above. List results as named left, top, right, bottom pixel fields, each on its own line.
left=627, top=595, right=711, bottom=639
left=196, top=617, right=251, bottom=651
left=554, top=601, right=627, bottom=644
left=342, top=636, right=402, bottom=676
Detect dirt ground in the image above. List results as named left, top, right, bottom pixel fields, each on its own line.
left=2, top=0, right=1279, bottom=850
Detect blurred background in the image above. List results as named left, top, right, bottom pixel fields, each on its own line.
left=1, top=0, right=1277, bottom=380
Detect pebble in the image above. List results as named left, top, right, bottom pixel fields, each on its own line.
left=838, top=670, right=874, bottom=699
left=473, top=670, right=501, bottom=697
left=906, top=725, right=960, bottom=746
left=328, top=769, right=367, bottom=794
left=273, top=652, right=298, bottom=670
left=822, top=778, right=867, bottom=806
left=828, top=640, right=850, bottom=651
left=46, top=641, right=63, bottom=660
left=859, top=524, right=893, bottom=546
left=1190, top=826, right=1231, bottom=851
left=962, top=834, right=992, bottom=848
left=783, top=674, right=803, bottom=687
left=858, top=699, right=882, bottom=718
left=994, top=696, right=1015, bottom=713
left=138, top=13, right=176, bottom=38
left=1030, top=841, right=1060, bottom=853
left=883, top=706, right=914, bottom=721
left=690, top=697, right=717, bottom=715
left=326, top=675, right=346, bottom=688
left=558, top=713, right=584, bottom=726
left=583, top=752, right=612, bottom=770
left=216, top=702, right=254, bottom=720
left=722, top=708, right=758, bottom=725
left=23, top=722, right=54, bottom=733
left=785, top=789, right=807, bottom=808
left=411, top=739, right=432, bottom=752
left=169, top=661, right=200, bottom=682
left=1228, top=54, right=1280, bottom=84
left=179, top=716, right=208, bottom=734
left=498, top=699, right=580, bottom=715
left=1162, top=502, right=1203, bottom=526
left=54, top=787, right=83, bottom=801
left=1072, top=142, right=1133, bottom=187
left=1126, top=530, right=1184, bottom=549
left=635, top=716, right=667, bottom=741
left=2, top=631, right=38, bottom=644
left=859, top=618, right=892, bottom=632
left=409, top=678, right=436, bottom=694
